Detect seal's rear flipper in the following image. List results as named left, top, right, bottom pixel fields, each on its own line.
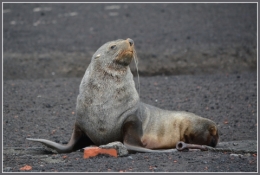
left=27, top=123, right=94, bottom=153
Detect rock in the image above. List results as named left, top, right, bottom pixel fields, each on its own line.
left=19, top=165, right=32, bottom=171
left=241, top=153, right=251, bottom=159
left=99, top=141, right=129, bottom=157
left=83, top=141, right=129, bottom=159
left=83, top=146, right=117, bottom=159
left=243, top=153, right=251, bottom=157
left=3, top=167, right=12, bottom=172
left=230, top=154, right=243, bottom=158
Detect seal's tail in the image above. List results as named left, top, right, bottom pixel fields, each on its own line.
left=27, top=124, right=93, bottom=153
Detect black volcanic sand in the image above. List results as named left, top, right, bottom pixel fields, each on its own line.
left=2, top=3, right=257, bottom=173
left=3, top=72, right=257, bottom=172
left=3, top=3, right=256, bottom=79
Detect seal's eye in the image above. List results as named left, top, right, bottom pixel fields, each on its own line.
left=110, top=45, right=116, bottom=50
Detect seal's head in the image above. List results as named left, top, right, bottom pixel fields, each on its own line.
left=186, top=119, right=219, bottom=147
left=92, top=38, right=135, bottom=71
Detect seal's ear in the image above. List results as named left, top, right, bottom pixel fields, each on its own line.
left=122, top=115, right=144, bottom=148
left=94, top=54, right=101, bottom=59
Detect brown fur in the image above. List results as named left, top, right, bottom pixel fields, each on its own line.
left=124, top=103, right=219, bottom=150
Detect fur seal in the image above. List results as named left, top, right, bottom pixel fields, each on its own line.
left=27, top=38, right=219, bottom=153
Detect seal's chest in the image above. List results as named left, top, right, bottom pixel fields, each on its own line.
left=83, top=111, right=124, bottom=144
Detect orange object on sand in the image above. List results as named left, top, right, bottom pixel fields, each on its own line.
left=20, top=165, right=32, bottom=171
left=84, top=147, right=118, bottom=159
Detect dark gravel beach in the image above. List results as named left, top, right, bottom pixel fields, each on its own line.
left=3, top=3, right=257, bottom=172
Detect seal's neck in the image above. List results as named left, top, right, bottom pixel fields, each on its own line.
left=80, top=62, right=136, bottom=95
left=100, top=61, right=129, bottom=77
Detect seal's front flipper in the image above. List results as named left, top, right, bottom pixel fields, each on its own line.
left=27, top=123, right=94, bottom=153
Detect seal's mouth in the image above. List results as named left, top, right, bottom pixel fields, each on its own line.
left=115, top=38, right=135, bottom=66
left=118, top=50, right=133, bottom=59
left=116, top=50, right=134, bottom=66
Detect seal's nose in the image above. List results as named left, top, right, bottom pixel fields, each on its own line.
left=127, top=38, right=134, bottom=46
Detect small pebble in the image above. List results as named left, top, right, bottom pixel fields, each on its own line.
left=3, top=167, right=12, bottom=172
left=240, top=153, right=251, bottom=159
left=243, top=153, right=251, bottom=157
left=230, top=154, right=242, bottom=158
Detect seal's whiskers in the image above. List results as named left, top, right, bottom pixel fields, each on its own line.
left=133, top=50, right=140, bottom=97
